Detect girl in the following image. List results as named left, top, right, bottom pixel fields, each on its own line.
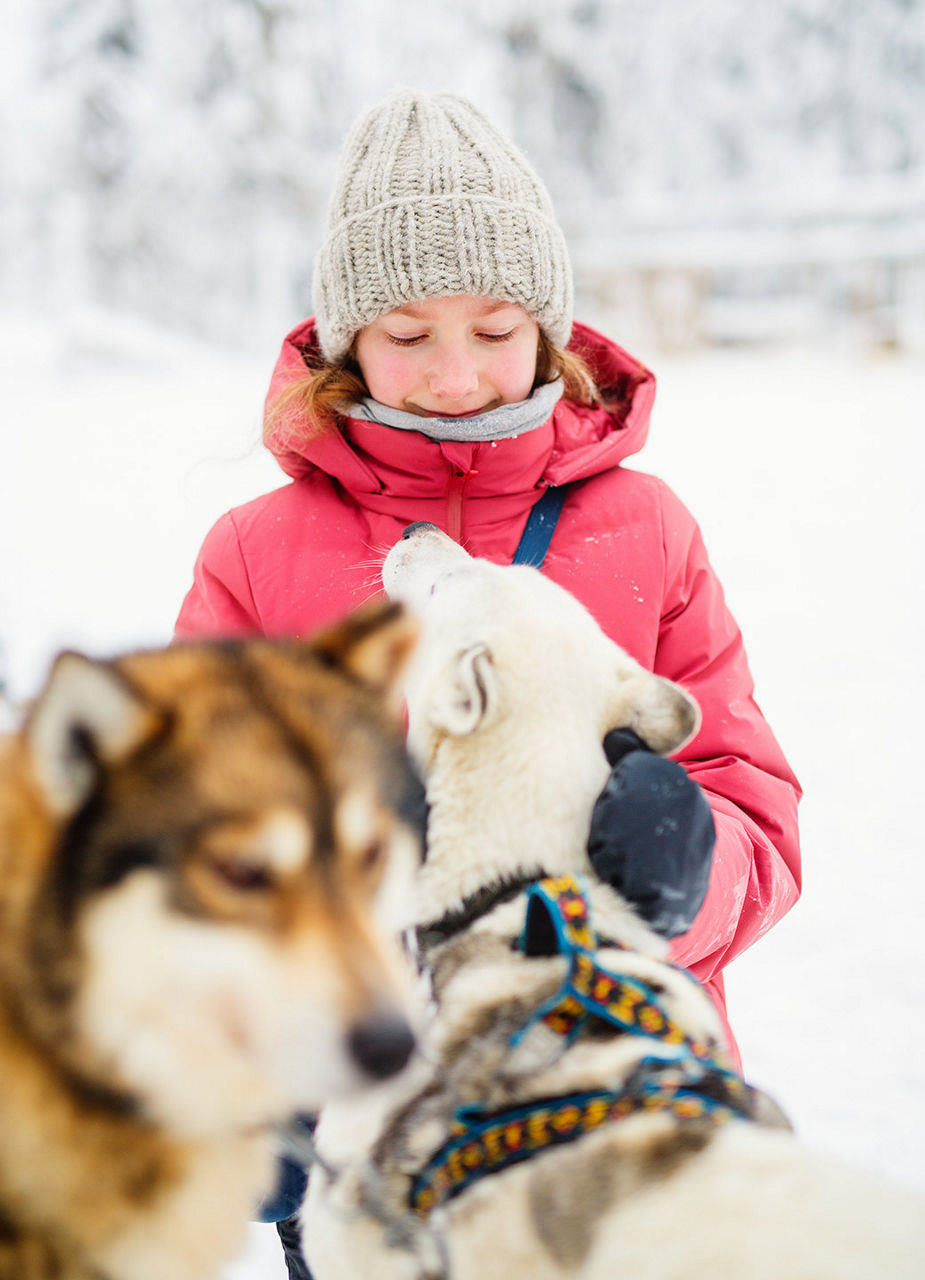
left=175, top=89, right=800, bottom=1275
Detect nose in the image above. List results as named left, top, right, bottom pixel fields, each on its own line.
left=347, top=1010, right=416, bottom=1080
left=402, top=521, right=439, bottom=539
left=428, top=349, right=479, bottom=401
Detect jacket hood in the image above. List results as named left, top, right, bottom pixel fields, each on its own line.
left=263, top=318, right=655, bottom=492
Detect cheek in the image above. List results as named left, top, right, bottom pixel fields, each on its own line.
left=490, top=340, right=539, bottom=401
left=357, top=347, right=418, bottom=405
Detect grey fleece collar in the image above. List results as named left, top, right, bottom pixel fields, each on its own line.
left=347, top=378, right=563, bottom=442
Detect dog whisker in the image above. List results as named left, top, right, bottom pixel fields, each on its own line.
left=353, top=584, right=390, bottom=609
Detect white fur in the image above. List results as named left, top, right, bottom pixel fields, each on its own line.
left=301, top=529, right=925, bottom=1280
left=27, top=653, right=158, bottom=817
left=78, top=870, right=415, bottom=1135
left=257, top=807, right=313, bottom=875
left=382, top=526, right=699, bottom=923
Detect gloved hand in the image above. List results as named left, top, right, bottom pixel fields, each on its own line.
left=587, top=729, right=715, bottom=939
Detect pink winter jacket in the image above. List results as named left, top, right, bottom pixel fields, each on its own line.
left=175, top=318, right=802, bottom=1067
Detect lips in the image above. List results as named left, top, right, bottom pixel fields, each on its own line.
left=413, top=402, right=499, bottom=419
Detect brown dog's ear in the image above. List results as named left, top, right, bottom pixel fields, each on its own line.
left=309, top=600, right=418, bottom=707
left=605, top=667, right=701, bottom=756
left=428, top=644, right=496, bottom=737
left=26, top=653, right=162, bottom=817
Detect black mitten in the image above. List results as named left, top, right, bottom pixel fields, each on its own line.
left=587, top=729, right=715, bottom=938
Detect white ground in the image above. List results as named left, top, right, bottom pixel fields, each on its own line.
left=1, top=310, right=923, bottom=1277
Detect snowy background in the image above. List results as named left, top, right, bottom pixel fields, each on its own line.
left=5, top=0, right=925, bottom=354
left=2, top=2, right=925, bottom=1275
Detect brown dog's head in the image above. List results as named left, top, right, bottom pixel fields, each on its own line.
left=1, top=603, right=424, bottom=1135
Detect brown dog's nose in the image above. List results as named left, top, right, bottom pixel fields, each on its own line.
left=347, top=1011, right=416, bottom=1079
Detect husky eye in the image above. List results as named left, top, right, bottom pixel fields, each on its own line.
left=359, top=839, right=386, bottom=874
left=207, top=855, right=273, bottom=893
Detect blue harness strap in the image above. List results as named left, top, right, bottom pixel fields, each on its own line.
left=409, top=875, right=757, bottom=1219
left=511, top=877, right=721, bottom=1063
left=512, top=485, right=568, bottom=567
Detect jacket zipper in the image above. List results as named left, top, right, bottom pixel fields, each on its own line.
left=447, top=467, right=476, bottom=543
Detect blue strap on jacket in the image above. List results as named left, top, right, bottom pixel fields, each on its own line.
left=512, top=486, right=568, bottom=567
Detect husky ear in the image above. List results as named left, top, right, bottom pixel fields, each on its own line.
left=429, top=644, right=496, bottom=737
left=606, top=666, right=701, bottom=756
left=26, top=653, right=161, bottom=817
left=310, top=601, right=418, bottom=707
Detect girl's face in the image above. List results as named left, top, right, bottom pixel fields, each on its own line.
left=354, top=295, right=540, bottom=418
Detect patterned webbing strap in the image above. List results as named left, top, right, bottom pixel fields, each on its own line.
left=409, top=875, right=754, bottom=1219
left=410, top=1070, right=742, bottom=1219
left=511, top=875, right=718, bottom=1062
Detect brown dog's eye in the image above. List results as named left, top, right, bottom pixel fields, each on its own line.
left=360, top=840, right=386, bottom=874
left=208, top=856, right=273, bottom=893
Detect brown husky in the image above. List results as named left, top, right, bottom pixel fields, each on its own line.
left=0, top=602, right=424, bottom=1280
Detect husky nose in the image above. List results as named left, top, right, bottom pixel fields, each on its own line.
left=348, top=1011, right=416, bottom=1080
left=402, top=521, right=440, bottom=539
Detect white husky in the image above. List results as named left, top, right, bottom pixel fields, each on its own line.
left=302, top=523, right=925, bottom=1280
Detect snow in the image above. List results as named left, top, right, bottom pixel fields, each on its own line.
left=1, top=310, right=923, bottom=1278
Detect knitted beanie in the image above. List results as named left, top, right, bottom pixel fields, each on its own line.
left=312, top=90, right=573, bottom=362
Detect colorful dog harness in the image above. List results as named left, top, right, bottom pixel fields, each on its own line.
left=410, top=874, right=757, bottom=1219
left=511, top=875, right=721, bottom=1059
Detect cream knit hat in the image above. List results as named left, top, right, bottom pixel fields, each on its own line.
left=312, top=90, right=573, bottom=361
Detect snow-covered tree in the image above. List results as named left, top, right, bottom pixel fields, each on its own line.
left=3, top=0, right=923, bottom=347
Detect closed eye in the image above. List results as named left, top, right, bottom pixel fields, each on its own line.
left=386, top=330, right=517, bottom=347
left=359, top=839, right=386, bottom=874
left=386, top=333, right=427, bottom=347
left=206, top=854, right=273, bottom=893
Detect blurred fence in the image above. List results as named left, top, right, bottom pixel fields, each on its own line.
left=571, top=177, right=925, bottom=352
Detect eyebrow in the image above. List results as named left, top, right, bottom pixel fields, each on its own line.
left=391, top=300, right=516, bottom=320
